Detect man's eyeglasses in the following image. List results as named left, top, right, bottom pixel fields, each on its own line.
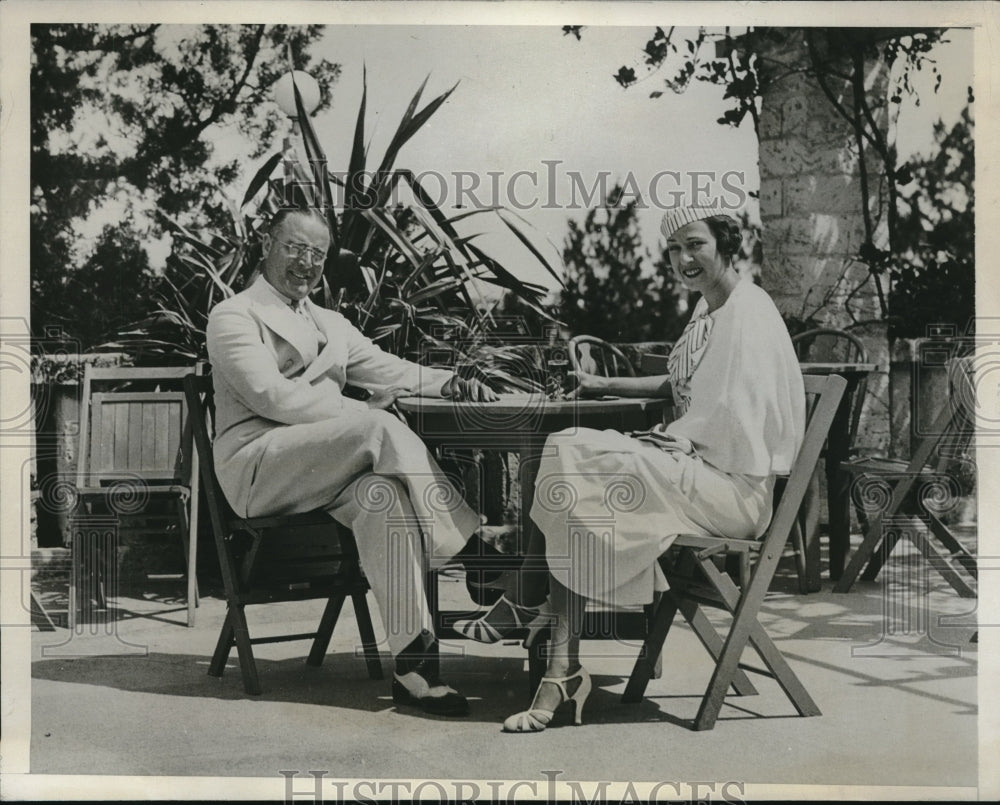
left=275, top=239, right=327, bottom=265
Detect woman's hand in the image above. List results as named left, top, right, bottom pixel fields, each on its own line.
left=442, top=374, right=499, bottom=402
left=366, top=386, right=412, bottom=410
left=568, top=370, right=610, bottom=398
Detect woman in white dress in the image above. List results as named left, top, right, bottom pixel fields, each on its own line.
left=456, top=204, right=805, bottom=731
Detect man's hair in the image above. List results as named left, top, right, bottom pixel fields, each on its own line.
left=267, top=206, right=329, bottom=235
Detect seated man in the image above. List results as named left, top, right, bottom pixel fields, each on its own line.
left=206, top=206, right=496, bottom=716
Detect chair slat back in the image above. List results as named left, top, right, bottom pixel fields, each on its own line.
left=791, top=328, right=868, bottom=364
left=927, top=356, right=976, bottom=475
left=87, top=392, right=186, bottom=483
left=569, top=335, right=636, bottom=377
left=76, top=364, right=202, bottom=489
left=792, top=328, right=869, bottom=450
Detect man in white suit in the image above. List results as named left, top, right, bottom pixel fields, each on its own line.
left=207, top=206, right=496, bottom=716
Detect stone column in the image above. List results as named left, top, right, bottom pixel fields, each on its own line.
left=756, top=29, right=891, bottom=453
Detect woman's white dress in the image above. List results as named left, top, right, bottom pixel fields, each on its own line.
left=529, top=278, right=805, bottom=606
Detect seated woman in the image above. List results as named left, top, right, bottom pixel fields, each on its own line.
left=457, top=204, right=805, bottom=731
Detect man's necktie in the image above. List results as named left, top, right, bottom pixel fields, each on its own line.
left=290, top=300, right=326, bottom=346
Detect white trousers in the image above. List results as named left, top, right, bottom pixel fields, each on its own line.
left=243, top=410, right=481, bottom=655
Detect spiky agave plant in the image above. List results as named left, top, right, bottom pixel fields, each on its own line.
left=109, top=67, right=563, bottom=392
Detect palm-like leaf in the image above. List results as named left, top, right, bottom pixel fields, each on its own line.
left=111, top=70, right=563, bottom=388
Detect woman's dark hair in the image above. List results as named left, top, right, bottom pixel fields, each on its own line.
left=703, top=215, right=743, bottom=262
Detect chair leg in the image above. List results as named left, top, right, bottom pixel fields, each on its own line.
left=693, top=558, right=819, bottom=730
left=94, top=536, right=109, bottom=610
left=30, top=590, right=57, bottom=631
left=834, top=515, right=886, bottom=593
left=622, top=590, right=680, bottom=703
left=793, top=470, right=822, bottom=593
left=229, top=604, right=262, bottom=696
left=908, top=531, right=977, bottom=598
left=175, top=498, right=199, bottom=627
left=209, top=607, right=236, bottom=678
left=861, top=527, right=902, bottom=581
left=643, top=594, right=663, bottom=680
left=691, top=615, right=821, bottom=731
left=351, top=591, right=384, bottom=680
left=528, top=636, right=547, bottom=696
left=307, top=594, right=346, bottom=667
left=211, top=604, right=261, bottom=695
left=678, top=598, right=758, bottom=697
left=791, top=517, right=810, bottom=594
left=424, top=567, right=440, bottom=633
left=927, top=513, right=978, bottom=579
left=744, top=621, right=821, bottom=717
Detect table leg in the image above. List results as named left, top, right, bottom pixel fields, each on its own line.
left=797, top=468, right=823, bottom=592
left=517, top=439, right=541, bottom=556
left=515, top=437, right=549, bottom=603
left=826, top=393, right=853, bottom=581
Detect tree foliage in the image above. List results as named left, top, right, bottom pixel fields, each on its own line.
left=31, top=23, right=339, bottom=349
left=564, top=26, right=972, bottom=339
left=890, top=105, right=974, bottom=338
left=558, top=186, right=686, bottom=344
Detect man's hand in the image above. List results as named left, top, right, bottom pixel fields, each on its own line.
left=367, top=386, right=412, bottom=410
left=442, top=374, right=499, bottom=402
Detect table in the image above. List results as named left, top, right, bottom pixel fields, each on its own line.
left=398, top=393, right=670, bottom=553
left=799, top=362, right=878, bottom=583
left=397, top=393, right=671, bottom=646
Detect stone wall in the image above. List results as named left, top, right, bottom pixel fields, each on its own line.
left=756, top=29, right=891, bottom=454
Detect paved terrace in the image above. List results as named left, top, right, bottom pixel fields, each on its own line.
left=23, top=545, right=980, bottom=800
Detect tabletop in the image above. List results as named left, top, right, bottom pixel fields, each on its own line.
left=396, top=393, right=671, bottom=446
left=396, top=393, right=668, bottom=415
left=799, top=362, right=878, bottom=375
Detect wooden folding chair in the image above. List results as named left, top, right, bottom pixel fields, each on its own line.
left=183, top=374, right=383, bottom=695
left=833, top=358, right=977, bottom=597
left=623, top=373, right=846, bottom=730
left=791, top=328, right=869, bottom=455
left=568, top=335, right=636, bottom=378
left=74, top=365, right=202, bottom=627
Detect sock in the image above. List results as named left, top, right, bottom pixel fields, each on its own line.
left=394, top=630, right=439, bottom=679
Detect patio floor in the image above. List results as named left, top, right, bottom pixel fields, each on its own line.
left=26, top=544, right=979, bottom=798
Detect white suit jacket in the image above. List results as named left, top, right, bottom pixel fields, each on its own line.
left=206, top=275, right=454, bottom=513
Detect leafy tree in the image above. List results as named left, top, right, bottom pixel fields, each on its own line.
left=31, top=23, right=339, bottom=349
left=558, top=186, right=686, bottom=344
left=890, top=105, right=974, bottom=338
left=563, top=25, right=968, bottom=334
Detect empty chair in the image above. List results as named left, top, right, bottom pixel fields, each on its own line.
left=73, top=365, right=201, bottom=627
left=792, top=327, right=869, bottom=455
left=833, top=357, right=977, bottom=597
left=568, top=335, right=636, bottom=378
